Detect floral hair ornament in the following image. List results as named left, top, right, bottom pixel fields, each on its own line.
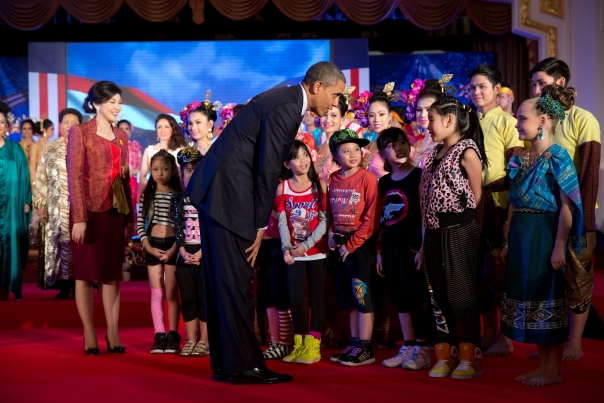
left=218, top=103, right=237, bottom=130
left=382, top=82, right=401, bottom=103
left=351, top=90, right=373, bottom=128
left=438, top=74, right=457, bottom=96
left=402, top=78, right=426, bottom=121
left=537, top=92, right=567, bottom=121
left=341, top=86, right=356, bottom=105
left=177, top=147, right=203, bottom=166
left=179, top=90, right=223, bottom=126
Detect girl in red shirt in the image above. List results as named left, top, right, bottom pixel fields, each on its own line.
left=275, top=140, right=328, bottom=364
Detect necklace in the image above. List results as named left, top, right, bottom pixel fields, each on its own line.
left=522, top=142, right=552, bottom=168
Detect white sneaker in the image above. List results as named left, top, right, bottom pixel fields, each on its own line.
left=382, top=345, right=413, bottom=368
left=402, top=345, right=432, bottom=370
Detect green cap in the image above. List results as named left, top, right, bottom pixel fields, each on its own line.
left=328, top=128, right=370, bottom=154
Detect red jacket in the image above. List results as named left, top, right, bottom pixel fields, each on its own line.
left=67, top=118, right=133, bottom=224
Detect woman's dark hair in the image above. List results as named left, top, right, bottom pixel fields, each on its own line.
left=429, top=96, right=488, bottom=168
left=20, top=119, right=35, bottom=132
left=190, top=104, right=218, bottom=126
left=335, top=96, right=348, bottom=116
left=467, top=63, right=503, bottom=87
left=117, top=119, right=131, bottom=129
left=368, top=91, right=392, bottom=112
left=536, top=84, right=576, bottom=134
left=418, top=79, right=444, bottom=103
left=82, top=81, right=122, bottom=114
left=141, top=149, right=183, bottom=219
left=33, top=118, right=54, bottom=135
left=281, top=140, right=325, bottom=213
left=376, top=127, right=411, bottom=173
left=529, top=58, right=570, bottom=86
left=155, top=114, right=187, bottom=150
left=59, top=109, right=82, bottom=124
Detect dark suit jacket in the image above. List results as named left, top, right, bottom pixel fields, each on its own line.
left=186, top=85, right=304, bottom=241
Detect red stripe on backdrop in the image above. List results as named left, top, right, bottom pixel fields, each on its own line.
left=57, top=74, right=66, bottom=112
left=351, top=69, right=359, bottom=98
left=39, top=73, right=48, bottom=119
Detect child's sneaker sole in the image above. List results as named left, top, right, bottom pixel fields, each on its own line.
left=452, top=370, right=484, bottom=380
left=340, top=357, right=375, bottom=367
left=296, top=357, right=321, bottom=364
left=150, top=349, right=164, bottom=354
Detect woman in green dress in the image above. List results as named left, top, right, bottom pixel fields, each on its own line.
left=0, top=102, right=32, bottom=301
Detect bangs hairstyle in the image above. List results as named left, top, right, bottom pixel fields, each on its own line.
left=467, top=63, right=503, bottom=87
left=529, top=58, right=570, bottom=86
left=377, top=127, right=411, bottom=173
left=83, top=81, right=122, bottom=114
left=429, top=96, right=488, bottom=168
left=141, top=149, right=183, bottom=219
left=417, top=79, right=444, bottom=103
left=155, top=113, right=188, bottom=151
left=20, top=119, right=35, bottom=132
left=281, top=140, right=325, bottom=213
left=60, top=108, right=82, bottom=124
left=179, top=159, right=202, bottom=182
left=368, top=91, right=392, bottom=112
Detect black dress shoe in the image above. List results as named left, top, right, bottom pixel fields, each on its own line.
left=229, top=365, right=293, bottom=385
left=105, top=334, right=126, bottom=354
left=212, top=369, right=230, bottom=382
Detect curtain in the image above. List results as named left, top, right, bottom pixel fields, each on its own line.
left=207, top=0, right=269, bottom=21
left=272, top=0, right=334, bottom=22
left=399, top=0, right=470, bottom=30
left=472, top=32, right=531, bottom=110
left=0, top=0, right=511, bottom=33
left=61, top=0, right=124, bottom=24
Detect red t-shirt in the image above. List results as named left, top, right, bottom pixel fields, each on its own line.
left=328, top=167, right=380, bottom=253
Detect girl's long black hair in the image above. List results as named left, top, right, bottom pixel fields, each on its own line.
left=141, top=149, right=183, bottom=219
left=281, top=140, right=325, bottom=212
left=429, top=96, right=488, bottom=168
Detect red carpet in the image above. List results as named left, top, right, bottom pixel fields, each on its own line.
left=1, top=275, right=603, bottom=402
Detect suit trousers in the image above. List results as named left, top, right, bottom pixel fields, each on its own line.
left=198, top=210, right=265, bottom=373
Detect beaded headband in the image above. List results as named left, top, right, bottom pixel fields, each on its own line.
left=177, top=147, right=203, bottom=166
left=537, top=93, right=567, bottom=121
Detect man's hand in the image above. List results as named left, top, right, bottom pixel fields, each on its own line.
left=245, top=229, right=264, bottom=267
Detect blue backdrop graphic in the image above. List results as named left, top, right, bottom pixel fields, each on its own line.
left=0, top=57, right=29, bottom=141
left=67, top=40, right=331, bottom=131
left=369, top=53, right=495, bottom=104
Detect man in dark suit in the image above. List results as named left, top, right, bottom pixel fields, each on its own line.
left=187, top=62, right=346, bottom=384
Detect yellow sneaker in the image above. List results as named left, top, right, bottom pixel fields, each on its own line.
left=452, top=343, right=483, bottom=380
left=296, top=335, right=321, bottom=364
left=429, top=343, right=459, bottom=378
left=283, top=334, right=303, bottom=363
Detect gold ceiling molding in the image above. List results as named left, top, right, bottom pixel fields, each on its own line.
left=539, top=0, right=564, bottom=19
left=520, top=0, right=558, bottom=57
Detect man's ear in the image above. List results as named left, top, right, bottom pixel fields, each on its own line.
left=494, top=83, right=502, bottom=94
left=310, top=81, right=322, bottom=94
left=556, top=77, right=566, bottom=87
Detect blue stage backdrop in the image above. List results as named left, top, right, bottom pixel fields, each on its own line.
left=0, top=57, right=29, bottom=141
left=66, top=40, right=332, bottom=133
left=369, top=53, right=495, bottom=105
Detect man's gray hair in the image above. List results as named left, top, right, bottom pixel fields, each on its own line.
left=303, top=62, right=346, bottom=88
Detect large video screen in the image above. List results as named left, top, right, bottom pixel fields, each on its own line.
left=67, top=40, right=331, bottom=131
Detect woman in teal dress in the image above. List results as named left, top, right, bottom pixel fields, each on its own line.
left=500, top=85, right=585, bottom=387
left=0, top=102, right=32, bottom=301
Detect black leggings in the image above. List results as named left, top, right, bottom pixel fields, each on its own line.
left=285, top=259, right=326, bottom=334
left=175, top=244, right=206, bottom=322
left=423, top=220, right=481, bottom=347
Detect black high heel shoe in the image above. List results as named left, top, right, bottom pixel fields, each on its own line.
left=105, top=334, right=126, bottom=354
left=83, top=338, right=100, bottom=355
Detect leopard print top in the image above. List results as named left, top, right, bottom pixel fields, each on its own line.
left=421, top=139, right=482, bottom=229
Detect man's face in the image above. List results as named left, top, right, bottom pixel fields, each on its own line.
left=309, top=79, right=345, bottom=117
left=531, top=71, right=565, bottom=96
left=469, top=74, right=499, bottom=110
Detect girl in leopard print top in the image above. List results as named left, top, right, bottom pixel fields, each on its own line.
left=417, top=97, right=488, bottom=380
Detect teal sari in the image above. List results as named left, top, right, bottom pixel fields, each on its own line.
left=501, top=144, right=585, bottom=344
